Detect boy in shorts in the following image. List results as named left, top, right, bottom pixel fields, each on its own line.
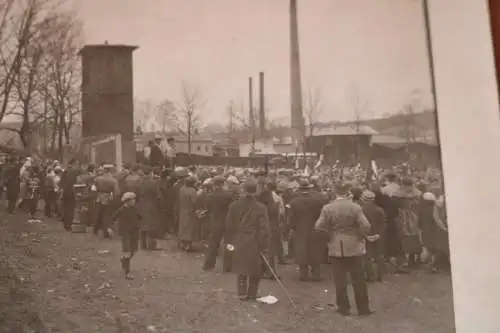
left=112, top=192, right=142, bottom=279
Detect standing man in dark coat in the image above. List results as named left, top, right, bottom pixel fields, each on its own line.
left=94, top=164, right=120, bottom=238
left=60, top=159, right=81, bottom=231
left=137, top=166, right=161, bottom=250
left=315, top=183, right=374, bottom=317
left=225, top=180, right=270, bottom=301
left=149, top=136, right=165, bottom=167
left=288, top=179, right=327, bottom=281
left=177, top=176, right=198, bottom=251
left=361, top=190, right=387, bottom=282
left=256, top=177, right=281, bottom=280
left=3, top=156, right=21, bottom=214
left=76, top=164, right=97, bottom=226
left=159, top=169, right=177, bottom=235
left=203, top=176, right=234, bottom=272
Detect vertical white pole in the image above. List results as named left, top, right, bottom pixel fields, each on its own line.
left=90, top=146, right=96, bottom=165
left=115, top=134, right=123, bottom=171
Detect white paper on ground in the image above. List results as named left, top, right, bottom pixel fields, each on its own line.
left=257, top=295, right=279, bottom=304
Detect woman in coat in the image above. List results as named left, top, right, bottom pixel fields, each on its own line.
left=225, top=179, right=270, bottom=301
left=177, top=176, right=199, bottom=251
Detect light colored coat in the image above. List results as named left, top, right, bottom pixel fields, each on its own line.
left=315, top=197, right=371, bottom=257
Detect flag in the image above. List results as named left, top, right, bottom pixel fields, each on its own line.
left=314, top=154, right=324, bottom=170
left=371, top=160, right=379, bottom=180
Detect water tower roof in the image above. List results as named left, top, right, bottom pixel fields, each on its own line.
left=78, top=44, right=138, bottom=56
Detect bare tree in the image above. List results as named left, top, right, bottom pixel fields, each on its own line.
left=176, top=82, right=204, bottom=156
left=0, top=0, right=82, bottom=158
left=155, top=99, right=177, bottom=134
left=303, top=87, right=324, bottom=137
left=400, top=103, right=418, bottom=163
left=348, top=89, right=371, bottom=163
left=43, top=7, right=82, bottom=159
left=134, top=99, right=154, bottom=132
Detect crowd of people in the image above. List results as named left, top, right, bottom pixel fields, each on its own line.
left=0, top=151, right=449, bottom=317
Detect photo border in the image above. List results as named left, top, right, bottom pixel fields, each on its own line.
left=429, top=1, right=500, bottom=331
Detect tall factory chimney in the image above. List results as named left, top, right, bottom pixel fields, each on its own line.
left=249, top=77, right=256, bottom=151
left=259, top=72, right=266, bottom=138
left=289, top=0, right=305, bottom=148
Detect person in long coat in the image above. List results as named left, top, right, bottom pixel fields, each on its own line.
left=93, top=164, right=120, bottom=238
left=361, top=190, right=387, bottom=282
left=137, top=166, right=161, bottom=250
left=202, top=176, right=234, bottom=272
left=288, top=179, right=328, bottom=281
left=256, top=177, right=281, bottom=280
left=225, top=179, right=270, bottom=301
left=177, top=176, right=199, bottom=251
left=394, top=177, right=422, bottom=271
left=432, top=194, right=450, bottom=272
left=159, top=169, right=177, bottom=235
left=3, top=156, right=21, bottom=214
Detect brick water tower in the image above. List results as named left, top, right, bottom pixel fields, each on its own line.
left=79, top=44, right=138, bottom=165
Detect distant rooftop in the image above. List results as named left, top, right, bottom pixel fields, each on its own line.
left=312, top=124, right=378, bottom=136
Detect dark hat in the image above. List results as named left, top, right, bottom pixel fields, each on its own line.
left=299, top=178, right=312, bottom=189
left=402, top=177, right=414, bottom=187
left=242, top=179, right=258, bottom=194
left=334, top=182, right=351, bottom=196
left=185, top=176, right=198, bottom=186
left=212, top=176, right=225, bottom=186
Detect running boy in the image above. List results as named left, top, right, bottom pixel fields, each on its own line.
left=112, top=192, right=142, bottom=279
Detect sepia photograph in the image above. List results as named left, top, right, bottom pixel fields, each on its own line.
left=1, top=0, right=498, bottom=332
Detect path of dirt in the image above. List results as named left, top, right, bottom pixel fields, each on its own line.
left=0, top=212, right=455, bottom=333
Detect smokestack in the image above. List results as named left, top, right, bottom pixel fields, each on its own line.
left=249, top=77, right=255, bottom=150
left=259, top=72, right=266, bottom=138
left=290, top=0, right=305, bottom=146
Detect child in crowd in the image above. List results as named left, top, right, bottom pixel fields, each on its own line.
left=112, top=192, right=142, bottom=280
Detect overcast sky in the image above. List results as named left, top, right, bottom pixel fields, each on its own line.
left=73, top=0, right=433, bottom=125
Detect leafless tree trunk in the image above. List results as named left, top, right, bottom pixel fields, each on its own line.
left=349, top=90, right=370, bottom=164
left=156, top=99, right=177, bottom=134
left=303, top=87, right=324, bottom=137
left=177, top=81, right=204, bottom=156
left=400, top=103, right=418, bottom=163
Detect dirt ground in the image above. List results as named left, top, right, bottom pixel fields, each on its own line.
left=0, top=211, right=455, bottom=333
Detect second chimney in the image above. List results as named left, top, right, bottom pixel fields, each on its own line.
left=259, top=72, right=266, bottom=138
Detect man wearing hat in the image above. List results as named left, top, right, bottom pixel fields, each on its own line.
left=360, top=190, right=386, bottom=282
left=149, top=135, right=165, bottom=167
left=315, top=182, right=373, bottom=316
left=203, top=175, right=234, bottom=272
left=60, top=158, right=81, bottom=231
left=225, top=179, right=270, bottom=301
left=288, top=178, right=327, bottom=281
left=177, top=176, right=199, bottom=251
